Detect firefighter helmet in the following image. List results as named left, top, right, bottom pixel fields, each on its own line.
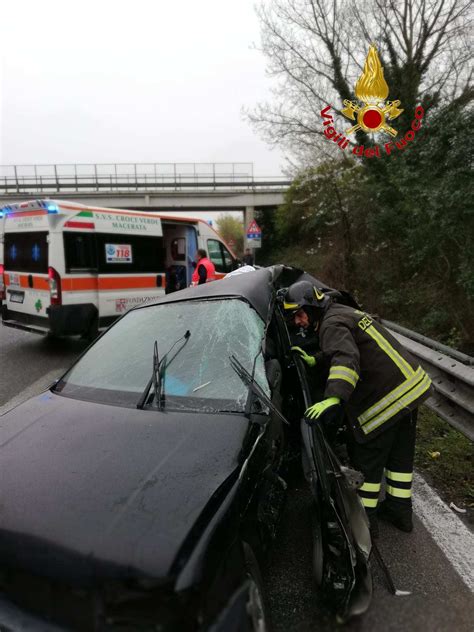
left=282, top=280, right=329, bottom=314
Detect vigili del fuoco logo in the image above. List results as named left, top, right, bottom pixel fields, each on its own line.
left=321, top=45, right=424, bottom=158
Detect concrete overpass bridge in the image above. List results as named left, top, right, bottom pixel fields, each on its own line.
left=0, top=163, right=291, bottom=227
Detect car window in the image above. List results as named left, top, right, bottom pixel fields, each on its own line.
left=170, top=237, right=186, bottom=261
left=55, top=298, right=270, bottom=412
left=207, top=239, right=225, bottom=272
left=221, top=244, right=233, bottom=273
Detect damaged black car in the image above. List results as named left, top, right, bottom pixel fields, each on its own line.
left=0, top=265, right=371, bottom=631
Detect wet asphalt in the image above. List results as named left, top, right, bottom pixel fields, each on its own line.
left=1, top=325, right=473, bottom=631
left=264, top=474, right=474, bottom=631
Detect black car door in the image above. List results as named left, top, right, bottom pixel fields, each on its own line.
left=277, top=307, right=372, bottom=621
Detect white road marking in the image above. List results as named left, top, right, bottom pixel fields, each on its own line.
left=413, top=472, right=474, bottom=592
left=0, top=369, right=65, bottom=416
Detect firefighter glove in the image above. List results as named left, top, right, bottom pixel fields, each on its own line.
left=305, top=397, right=341, bottom=426
left=291, top=346, right=317, bottom=367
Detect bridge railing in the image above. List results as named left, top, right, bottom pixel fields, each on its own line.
left=0, top=163, right=291, bottom=193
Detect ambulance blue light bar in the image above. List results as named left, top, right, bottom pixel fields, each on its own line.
left=46, top=203, right=59, bottom=213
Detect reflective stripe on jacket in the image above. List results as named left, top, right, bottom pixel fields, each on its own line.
left=191, top=257, right=216, bottom=285
left=319, top=303, right=432, bottom=443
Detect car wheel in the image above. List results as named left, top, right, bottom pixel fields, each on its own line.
left=82, top=315, right=99, bottom=342
left=242, top=542, right=273, bottom=632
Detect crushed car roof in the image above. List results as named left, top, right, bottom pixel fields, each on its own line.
left=143, top=265, right=329, bottom=321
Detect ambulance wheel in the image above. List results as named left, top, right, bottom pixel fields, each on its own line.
left=83, top=316, right=99, bottom=342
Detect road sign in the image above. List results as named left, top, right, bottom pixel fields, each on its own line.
left=246, top=219, right=261, bottom=235
left=246, top=219, right=262, bottom=248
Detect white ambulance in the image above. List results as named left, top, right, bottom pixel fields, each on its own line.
left=0, top=199, right=238, bottom=337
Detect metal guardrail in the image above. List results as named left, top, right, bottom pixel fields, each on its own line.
left=0, top=163, right=291, bottom=194
left=382, top=319, right=474, bottom=366
left=382, top=321, right=474, bottom=441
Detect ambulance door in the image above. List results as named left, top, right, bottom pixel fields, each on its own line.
left=163, top=223, right=198, bottom=290
left=96, top=231, right=166, bottom=322
left=206, top=238, right=236, bottom=280
left=185, top=225, right=198, bottom=285
left=3, top=229, right=50, bottom=324
left=61, top=230, right=99, bottom=326
left=197, top=221, right=239, bottom=280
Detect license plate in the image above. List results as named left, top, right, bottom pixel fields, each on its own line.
left=8, top=290, right=25, bottom=304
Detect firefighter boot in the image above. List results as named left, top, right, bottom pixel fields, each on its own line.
left=378, top=499, right=413, bottom=533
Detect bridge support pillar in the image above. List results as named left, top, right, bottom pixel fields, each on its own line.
left=244, top=205, right=255, bottom=235
left=244, top=206, right=257, bottom=263
left=244, top=205, right=258, bottom=264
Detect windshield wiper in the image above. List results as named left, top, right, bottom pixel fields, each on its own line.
left=229, top=354, right=289, bottom=426
left=137, top=340, right=161, bottom=410
left=137, top=330, right=191, bottom=410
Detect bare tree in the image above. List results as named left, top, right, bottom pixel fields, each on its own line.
left=248, top=0, right=472, bottom=160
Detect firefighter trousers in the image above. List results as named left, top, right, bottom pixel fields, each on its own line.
left=349, top=410, right=418, bottom=516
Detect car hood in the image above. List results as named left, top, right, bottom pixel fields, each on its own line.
left=0, top=392, right=249, bottom=583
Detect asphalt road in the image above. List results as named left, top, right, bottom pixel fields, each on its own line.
left=0, top=325, right=473, bottom=631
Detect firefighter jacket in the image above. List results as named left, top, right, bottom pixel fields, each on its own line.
left=319, top=303, right=432, bottom=443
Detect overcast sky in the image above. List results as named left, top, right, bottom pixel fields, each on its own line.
left=1, top=0, right=285, bottom=181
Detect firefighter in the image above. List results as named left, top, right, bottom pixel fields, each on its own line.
left=190, top=249, right=216, bottom=286
left=282, top=280, right=432, bottom=536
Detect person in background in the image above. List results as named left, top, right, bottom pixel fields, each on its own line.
left=242, top=248, right=254, bottom=266
left=190, top=249, right=216, bottom=286
left=165, top=265, right=187, bottom=294
left=282, top=281, right=432, bottom=537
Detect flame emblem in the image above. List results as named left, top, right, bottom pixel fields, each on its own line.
left=341, top=45, right=403, bottom=137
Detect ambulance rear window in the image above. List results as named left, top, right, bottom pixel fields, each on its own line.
left=4, top=232, right=48, bottom=274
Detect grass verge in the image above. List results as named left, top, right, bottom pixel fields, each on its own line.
left=415, top=406, right=473, bottom=520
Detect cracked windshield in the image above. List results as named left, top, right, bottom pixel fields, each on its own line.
left=55, top=298, right=269, bottom=411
